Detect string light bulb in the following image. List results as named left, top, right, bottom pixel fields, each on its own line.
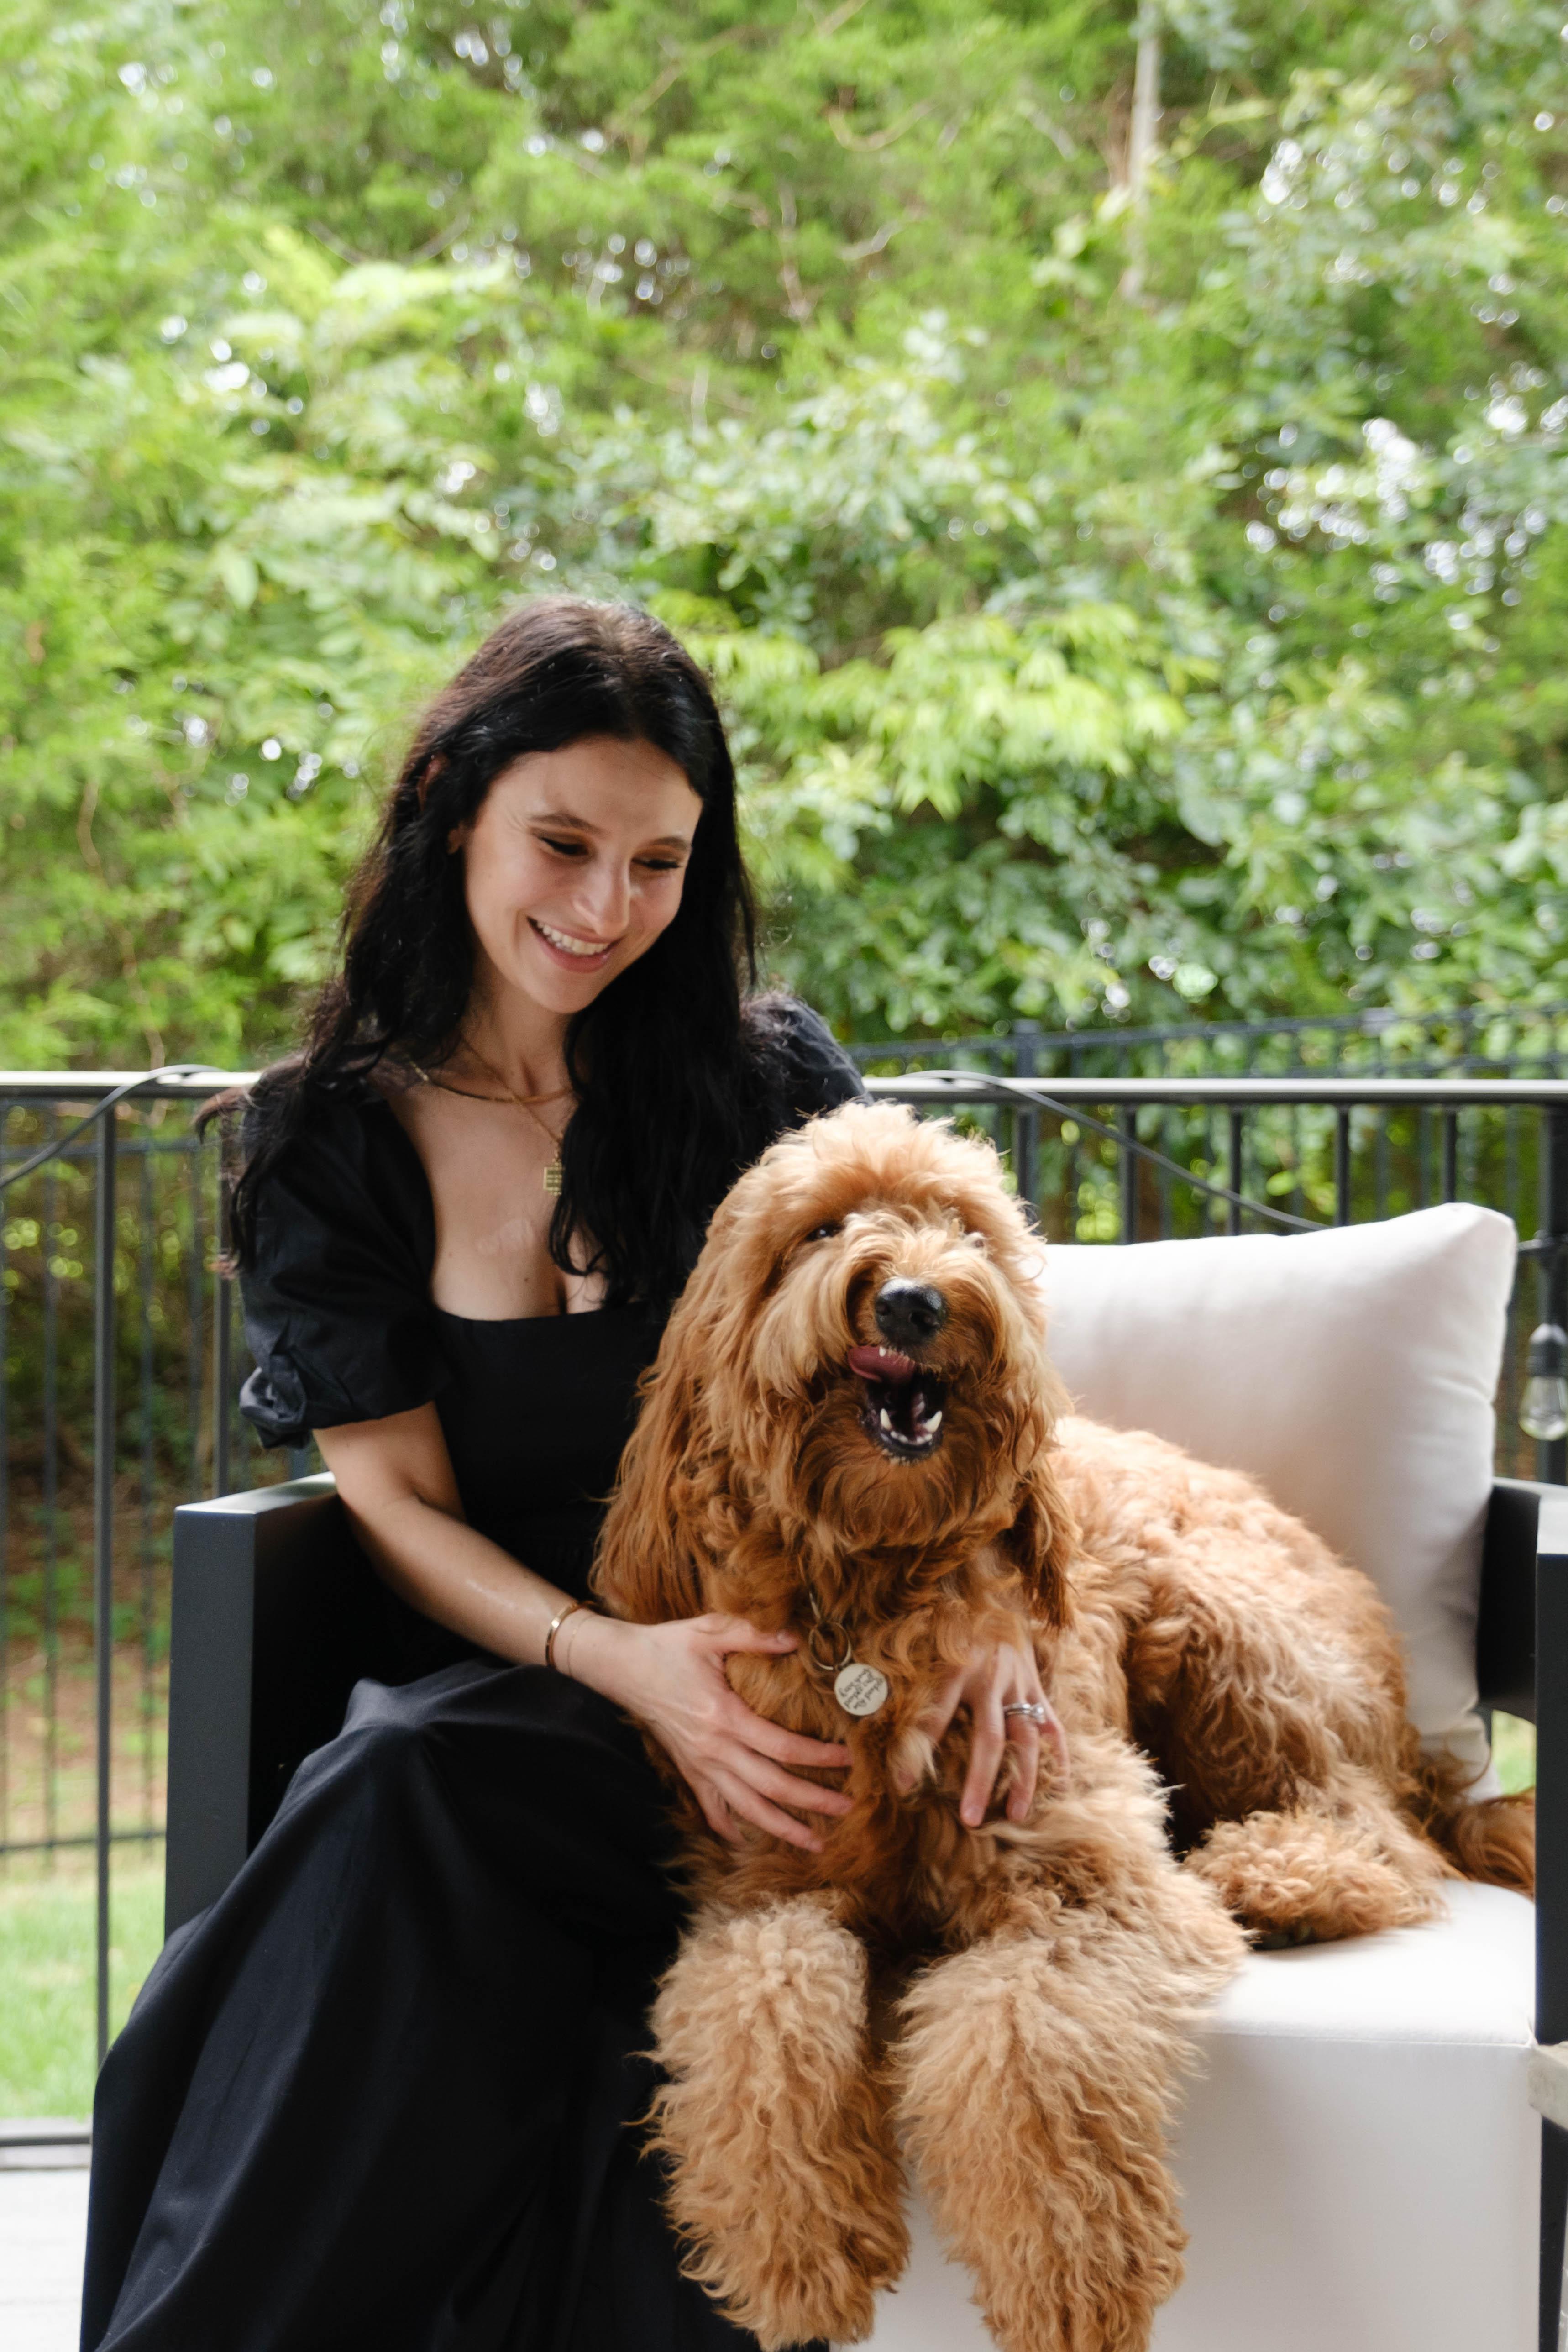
left=1519, top=1322, right=1568, bottom=1444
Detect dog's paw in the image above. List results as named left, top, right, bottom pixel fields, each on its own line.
left=1186, top=1808, right=1439, bottom=1940
left=707, top=2204, right=907, bottom=2350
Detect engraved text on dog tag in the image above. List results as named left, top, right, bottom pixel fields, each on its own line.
left=834, top=1660, right=889, bottom=1718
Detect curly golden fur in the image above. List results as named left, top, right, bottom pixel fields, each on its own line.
left=592, top=1101, right=1533, bottom=2352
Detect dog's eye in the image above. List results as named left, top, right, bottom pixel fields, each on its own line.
left=804, top=1221, right=841, bottom=1243
left=966, top=1230, right=988, bottom=1251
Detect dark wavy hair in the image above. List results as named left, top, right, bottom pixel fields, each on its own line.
left=229, top=596, right=775, bottom=1307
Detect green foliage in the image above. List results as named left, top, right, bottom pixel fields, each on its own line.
left=1, top=0, right=1565, bottom=1057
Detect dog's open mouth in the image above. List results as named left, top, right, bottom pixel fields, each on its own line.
left=848, top=1344, right=946, bottom=1459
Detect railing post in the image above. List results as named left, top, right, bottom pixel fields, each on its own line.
left=1012, top=1020, right=1040, bottom=1220
left=1442, top=1108, right=1459, bottom=1202
left=1539, top=1108, right=1568, bottom=1487
left=1121, top=1105, right=1138, bottom=1244
left=1227, top=1107, right=1245, bottom=1236
left=1334, top=1107, right=1353, bottom=1226
left=93, top=1103, right=116, bottom=2071
left=213, top=1266, right=232, bottom=1500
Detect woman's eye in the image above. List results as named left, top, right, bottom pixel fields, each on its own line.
left=539, top=835, right=588, bottom=859
left=637, top=857, right=684, bottom=876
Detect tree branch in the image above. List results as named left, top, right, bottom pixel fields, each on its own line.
left=826, top=98, right=936, bottom=152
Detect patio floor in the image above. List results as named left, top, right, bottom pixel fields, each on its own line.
left=0, top=2168, right=88, bottom=2352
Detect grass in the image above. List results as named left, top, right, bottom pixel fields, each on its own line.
left=1493, top=1709, right=1536, bottom=1797
left=0, top=1718, right=1538, bottom=2119
left=0, top=1858, right=164, bottom=2117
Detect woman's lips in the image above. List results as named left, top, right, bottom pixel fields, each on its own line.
left=529, top=916, right=619, bottom=972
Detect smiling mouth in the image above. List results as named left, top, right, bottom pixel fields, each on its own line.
left=530, top=917, right=619, bottom=966
left=847, top=1344, right=946, bottom=1459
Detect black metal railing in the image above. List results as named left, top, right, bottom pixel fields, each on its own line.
left=0, top=1071, right=306, bottom=2067
left=3, top=1041, right=1567, bottom=2081
left=850, top=1002, right=1568, bottom=1083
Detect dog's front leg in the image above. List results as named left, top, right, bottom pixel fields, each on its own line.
left=649, top=1893, right=908, bottom=2350
left=892, top=1884, right=1234, bottom=2352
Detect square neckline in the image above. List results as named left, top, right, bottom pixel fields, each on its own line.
left=368, top=1088, right=617, bottom=1329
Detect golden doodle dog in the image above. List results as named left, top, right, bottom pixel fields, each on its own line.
left=592, top=1101, right=1533, bottom=2352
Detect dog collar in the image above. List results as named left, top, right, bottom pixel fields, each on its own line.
left=803, top=1590, right=890, bottom=1720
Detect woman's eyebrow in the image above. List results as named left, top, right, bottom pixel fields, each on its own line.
left=531, top=805, right=602, bottom=834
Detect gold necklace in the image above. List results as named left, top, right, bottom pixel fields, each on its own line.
left=409, top=1047, right=572, bottom=1196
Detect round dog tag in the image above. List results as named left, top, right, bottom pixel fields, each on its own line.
left=834, top=1660, right=889, bottom=1719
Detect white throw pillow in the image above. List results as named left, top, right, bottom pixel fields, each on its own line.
left=1041, top=1204, right=1518, bottom=1769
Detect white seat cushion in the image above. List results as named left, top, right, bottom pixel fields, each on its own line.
left=858, top=1885, right=1537, bottom=2352
left=1041, top=1205, right=1518, bottom=1767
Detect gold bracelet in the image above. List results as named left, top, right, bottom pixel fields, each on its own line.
left=544, top=1599, right=582, bottom=1674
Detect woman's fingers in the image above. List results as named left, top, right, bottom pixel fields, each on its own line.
left=713, top=1769, right=825, bottom=1853
left=960, top=1684, right=1007, bottom=1827
left=914, top=1665, right=966, bottom=1747
left=1036, top=1694, right=1071, bottom=1789
left=1006, top=1716, right=1041, bottom=1823
left=697, top=1783, right=743, bottom=1846
left=732, top=1747, right=853, bottom=1821
left=699, top=1613, right=799, bottom=1656
left=730, top=1702, right=852, bottom=1776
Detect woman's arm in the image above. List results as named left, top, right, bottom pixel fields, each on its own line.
left=314, top=1403, right=854, bottom=1852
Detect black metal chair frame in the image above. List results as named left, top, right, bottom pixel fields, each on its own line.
left=165, top=1470, right=1568, bottom=2350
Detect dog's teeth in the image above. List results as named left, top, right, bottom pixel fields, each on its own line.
left=880, top=1408, right=893, bottom=1431
left=924, top=1409, right=942, bottom=1433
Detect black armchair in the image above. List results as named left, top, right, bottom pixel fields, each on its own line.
left=164, top=1471, right=1568, bottom=2349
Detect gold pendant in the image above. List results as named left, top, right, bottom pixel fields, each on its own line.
left=544, top=1160, right=562, bottom=1197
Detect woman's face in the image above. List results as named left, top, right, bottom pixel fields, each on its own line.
left=455, top=735, right=704, bottom=1021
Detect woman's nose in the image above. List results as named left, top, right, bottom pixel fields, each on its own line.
left=571, top=859, right=631, bottom=937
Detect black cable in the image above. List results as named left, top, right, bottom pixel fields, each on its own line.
left=0, top=1066, right=232, bottom=1197
left=907, top=1076, right=1325, bottom=1234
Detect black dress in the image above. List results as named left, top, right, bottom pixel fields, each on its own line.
left=81, top=1002, right=864, bottom=2352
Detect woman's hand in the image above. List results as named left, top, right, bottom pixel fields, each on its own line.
left=565, top=1612, right=854, bottom=1854
left=919, top=1640, right=1070, bottom=1827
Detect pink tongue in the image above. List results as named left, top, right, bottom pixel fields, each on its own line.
left=848, top=1345, right=916, bottom=1384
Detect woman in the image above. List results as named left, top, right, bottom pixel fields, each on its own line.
left=82, top=598, right=1060, bottom=2352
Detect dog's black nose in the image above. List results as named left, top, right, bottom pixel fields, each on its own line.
left=874, top=1278, right=948, bottom=1349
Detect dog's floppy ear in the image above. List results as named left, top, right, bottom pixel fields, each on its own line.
left=999, top=1444, right=1076, bottom=1628
left=590, top=1348, right=712, bottom=1625
left=593, top=1178, right=773, bottom=1624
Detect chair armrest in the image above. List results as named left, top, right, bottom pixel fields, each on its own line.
left=1533, top=1483, right=1568, bottom=2059
left=165, top=1474, right=357, bottom=1937
left=1530, top=2046, right=1568, bottom=2129
left=1471, top=1480, right=1568, bottom=2051
left=1477, top=1477, right=1561, bottom=1723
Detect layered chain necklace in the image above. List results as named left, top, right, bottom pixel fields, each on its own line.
left=409, top=1042, right=573, bottom=1196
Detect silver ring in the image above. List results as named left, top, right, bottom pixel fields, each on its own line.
left=1003, top=1701, right=1049, bottom=1726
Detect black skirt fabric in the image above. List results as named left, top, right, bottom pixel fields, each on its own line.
left=82, top=1308, right=829, bottom=2351
left=83, top=1662, right=802, bottom=2352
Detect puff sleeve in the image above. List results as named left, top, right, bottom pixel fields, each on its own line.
left=237, top=1092, right=446, bottom=1450
left=748, top=995, right=867, bottom=1127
